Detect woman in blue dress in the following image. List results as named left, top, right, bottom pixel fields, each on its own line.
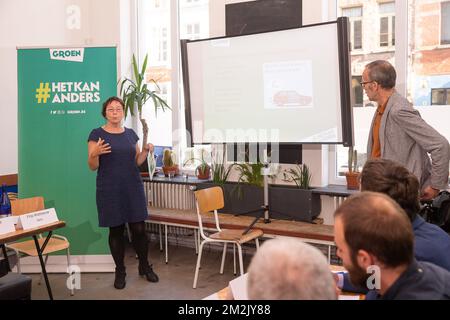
left=88, top=96, right=158, bottom=289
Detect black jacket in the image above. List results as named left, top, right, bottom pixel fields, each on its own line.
left=376, top=260, right=450, bottom=300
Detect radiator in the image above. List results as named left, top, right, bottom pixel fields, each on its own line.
left=143, top=181, right=196, bottom=210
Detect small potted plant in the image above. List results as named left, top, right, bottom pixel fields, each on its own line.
left=345, top=147, right=360, bottom=190
left=162, top=148, right=179, bottom=177
left=183, top=148, right=211, bottom=180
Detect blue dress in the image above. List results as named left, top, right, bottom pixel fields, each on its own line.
left=88, top=127, right=148, bottom=227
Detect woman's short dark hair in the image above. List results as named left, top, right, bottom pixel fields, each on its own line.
left=365, top=60, right=396, bottom=89
left=360, top=159, right=421, bottom=221
left=101, top=96, right=125, bottom=118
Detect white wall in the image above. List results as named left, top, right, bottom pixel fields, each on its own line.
left=0, top=0, right=132, bottom=176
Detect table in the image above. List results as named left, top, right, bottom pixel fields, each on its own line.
left=0, top=221, right=66, bottom=300
left=206, top=266, right=364, bottom=300
left=147, top=207, right=335, bottom=264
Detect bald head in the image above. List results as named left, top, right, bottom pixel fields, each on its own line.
left=247, top=238, right=337, bottom=300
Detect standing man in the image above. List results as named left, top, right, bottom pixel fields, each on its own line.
left=363, top=60, right=450, bottom=200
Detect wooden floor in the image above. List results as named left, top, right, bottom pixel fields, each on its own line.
left=147, top=207, right=334, bottom=243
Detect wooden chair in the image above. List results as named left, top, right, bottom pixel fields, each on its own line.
left=7, top=197, right=74, bottom=295
left=193, top=186, right=263, bottom=289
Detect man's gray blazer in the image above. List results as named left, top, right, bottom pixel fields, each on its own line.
left=367, top=90, right=450, bottom=190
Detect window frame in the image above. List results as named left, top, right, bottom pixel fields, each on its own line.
left=441, top=1, right=450, bottom=45
left=329, top=0, right=408, bottom=185
left=379, top=2, right=395, bottom=49
left=431, top=88, right=450, bottom=105
left=341, top=6, right=363, bottom=51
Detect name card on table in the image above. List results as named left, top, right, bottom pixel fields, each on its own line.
left=17, top=208, right=59, bottom=230
left=0, top=216, right=16, bottom=235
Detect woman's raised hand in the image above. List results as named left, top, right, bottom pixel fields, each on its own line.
left=93, top=137, right=111, bottom=157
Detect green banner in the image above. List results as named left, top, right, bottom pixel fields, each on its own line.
left=17, top=46, right=117, bottom=255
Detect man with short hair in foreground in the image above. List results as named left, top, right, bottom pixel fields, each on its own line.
left=334, top=192, right=450, bottom=299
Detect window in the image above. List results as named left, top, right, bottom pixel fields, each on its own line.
left=137, top=0, right=172, bottom=147
left=342, top=6, right=363, bottom=50
left=379, top=2, right=395, bottom=48
left=442, top=1, right=450, bottom=45
left=409, top=0, right=450, bottom=108
left=185, top=23, right=200, bottom=39
left=335, top=0, right=450, bottom=184
left=352, top=76, right=363, bottom=107
left=431, top=88, right=450, bottom=105
left=334, top=0, right=397, bottom=182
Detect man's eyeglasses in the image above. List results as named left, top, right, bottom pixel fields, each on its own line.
left=360, top=80, right=375, bottom=87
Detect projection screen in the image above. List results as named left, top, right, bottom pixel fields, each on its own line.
left=182, top=18, right=353, bottom=146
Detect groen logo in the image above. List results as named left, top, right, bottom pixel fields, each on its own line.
left=49, top=48, right=84, bottom=62
left=52, top=49, right=81, bottom=58
left=35, top=82, right=51, bottom=103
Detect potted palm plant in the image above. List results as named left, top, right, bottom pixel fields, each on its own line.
left=119, top=53, right=171, bottom=171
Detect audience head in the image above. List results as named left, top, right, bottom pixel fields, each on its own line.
left=334, top=192, right=414, bottom=289
left=364, top=60, right=397, bottom=89
left=247, top=237, right=337, bottom=300
left=360, top=158, right=420, bottom=221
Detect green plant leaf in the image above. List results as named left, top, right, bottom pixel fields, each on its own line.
left=132, top=54, right=140, bottom=88
left=141, top=54, right=148, bottom=80
left=282, top=163, right=311, bottom=189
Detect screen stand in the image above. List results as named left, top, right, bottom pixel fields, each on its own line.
left=242, top=162, right=271, bottom=235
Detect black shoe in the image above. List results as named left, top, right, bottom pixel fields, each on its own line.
left=139, top=264, right=159, bottom=283
left=114, top=270, right=126, bottom=289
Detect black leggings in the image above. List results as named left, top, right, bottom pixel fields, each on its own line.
left=109, top=221, right=149, bottom=272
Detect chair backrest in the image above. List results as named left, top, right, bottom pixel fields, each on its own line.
left=194, top=186, right=224, bottom=214
left=194, top=187, right=224, bottom=236
left=11, top=197, right=45, bottom=216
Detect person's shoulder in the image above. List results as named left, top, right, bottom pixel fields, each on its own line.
left=389, top=92, right=414, bottom=112
left=424, top=220, right=450, bottom=238
left=419, top=261, right=450, bottom=279
left=90, top=127, right=102, bottom=134
left=88, top=127, right=102, bottom=141
left=415, top=217, right=450, bottom=242
left=124, top=127, right=137, bottom=135
left=389, top=102, right=418, bottom=120
left=124, top=127, right=139, bottom=140
left=395, top=261, right=450, bottom=299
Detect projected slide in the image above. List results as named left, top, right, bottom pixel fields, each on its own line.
left=264, top=60, right=313, bottom=109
